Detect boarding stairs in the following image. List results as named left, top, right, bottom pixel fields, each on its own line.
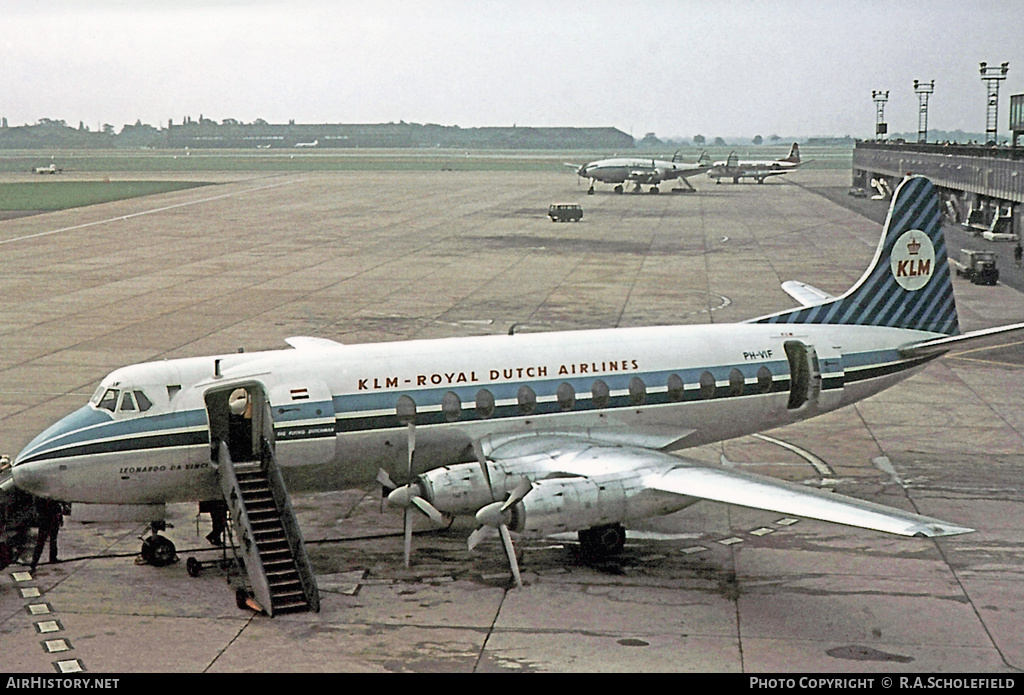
left=216, top=439, right=320, bottom=617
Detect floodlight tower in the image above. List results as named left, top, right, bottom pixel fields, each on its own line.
left=872, top=90, right=889, bottom=141
left=979, top=61, right=1009, bottom=143
left=914, top=80, right=934, bottom=143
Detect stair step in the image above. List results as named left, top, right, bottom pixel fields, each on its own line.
left=271, top=590, right=307, bottom=604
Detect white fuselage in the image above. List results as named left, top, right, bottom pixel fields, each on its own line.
left=579, top=158, right=708, bottom=186
left=707, top=156, right=800, bottom=182
left=11, top=321, right=939, bottom=507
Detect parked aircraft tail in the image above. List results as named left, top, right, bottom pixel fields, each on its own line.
left=753, top=176, right=958, bottom=335
left=783, top=142, right=800, bottom=163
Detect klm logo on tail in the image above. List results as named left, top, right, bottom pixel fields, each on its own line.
left=755, top=176, right=959, bottom=335
left=891, top=230, right=934, bottom=290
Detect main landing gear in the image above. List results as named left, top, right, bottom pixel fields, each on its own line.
left=577, top=523, right=626, bottom=558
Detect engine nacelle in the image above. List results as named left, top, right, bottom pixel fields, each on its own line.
left=415, top=464, right=494, bottom=516
left=507, top=474, right=690, bottom=538
left=415, top=460, right=538, bottom=516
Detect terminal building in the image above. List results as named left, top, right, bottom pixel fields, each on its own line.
left=852, top=92, right=1024, bottom=241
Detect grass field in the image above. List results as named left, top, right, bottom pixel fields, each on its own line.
left=0, top=180, right=212, bottom=211
left=0, top=146, right=854, bottom=212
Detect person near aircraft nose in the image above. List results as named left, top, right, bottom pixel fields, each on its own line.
left=29, top=497, right=65, bottom=571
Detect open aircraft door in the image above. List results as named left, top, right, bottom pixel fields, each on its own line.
left=784, top=341, right=846, bottom=413
left=205, top=381, right=273, bottom=464
left=784, top=341, right=821, bottom=412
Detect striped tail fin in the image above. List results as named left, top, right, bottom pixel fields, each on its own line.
left=753, top=176, right=959, bottom=336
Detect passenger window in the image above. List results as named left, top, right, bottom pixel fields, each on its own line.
left=557, top=383, right=575, bottom=411
left=757, top=366, right=773, bottom=394
left=442, top=391, right=461, bottom=422
left=517, top=385, right=537, bottom=414
left=98, top=389, right=119, bottom=412
left=729, top=369, right=745, bottom=397
left=120, top=391, right=137, bottom=412
left=628, top=376, right=647, bottom=405
left=667, top=374, right=684, bottom=402
left=475, top=389, right=495, bottom=418
left=396, top=395, right=417, bottom=424
left=591, top=379, right=610, bottom=408
left=699, top=372, right=716, bottom=399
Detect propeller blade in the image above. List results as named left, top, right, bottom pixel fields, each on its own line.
left=405, top=422, right=416, bottom=477
left=502, top=479, right=532, bottom=510
left=472, top=439, right=495, bottom=500
left=410, top=496, right=444, bottom=526
left=499, top=524, right=523, bottom=589
left=376, top=468, right=397, bottom=491
left=468, top=525, right=496, bottom=551
left=403, top=508, right=414, bottom=567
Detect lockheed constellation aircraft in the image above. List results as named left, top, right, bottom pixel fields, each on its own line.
left=5, top=177, right=1021, bottom=603
left=707, top=142, right=802, bottom=184
left=573, top=150, right=711, bottom=194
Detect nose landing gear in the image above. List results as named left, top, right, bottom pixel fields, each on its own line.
left=139, top=521, right=178, bottom=567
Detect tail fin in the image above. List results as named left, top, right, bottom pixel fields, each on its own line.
left=783, top=142, right=800, bottom=163
left=753, top=176, right=959, bottom=335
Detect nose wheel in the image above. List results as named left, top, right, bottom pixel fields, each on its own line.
left=139, top=521, right=178, bottom=567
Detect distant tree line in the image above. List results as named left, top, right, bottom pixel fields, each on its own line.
left=0, top=117, right=639, bottom=150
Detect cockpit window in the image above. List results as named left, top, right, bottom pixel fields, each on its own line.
left=98, top=389, right=120, bottom=412
left=135, top=390, right=153, bottom=412
left=120, top=391, right=137, bottom=412
left=92, top=387, right=153, bottom=414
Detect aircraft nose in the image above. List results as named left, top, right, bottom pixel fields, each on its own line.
left=9, top=459, right=47, bottom=497
left=11, top=405, right=111, bottom=497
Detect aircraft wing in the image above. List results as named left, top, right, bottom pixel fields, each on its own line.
left=645, top=459, right=973, bottom=537
left=484, top=435, right=973, bottom=538
left=781, top=280, right=836, bottom=307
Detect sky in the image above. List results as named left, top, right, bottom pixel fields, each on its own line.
left=4, top=0, right=1024, bottom=141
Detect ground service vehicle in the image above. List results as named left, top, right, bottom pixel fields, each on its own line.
left=954, top=249, right=999, bottom=285
left=548, top=204, right=583, bottom=222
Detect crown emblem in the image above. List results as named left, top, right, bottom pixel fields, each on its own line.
left=906, top=236, right=921, bottom=255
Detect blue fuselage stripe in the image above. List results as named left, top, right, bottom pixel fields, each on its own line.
left=15, top=350, right=938, bottom=465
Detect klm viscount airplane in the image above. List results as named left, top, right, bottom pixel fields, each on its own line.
left=708, top=142, right=803, bottom=184
left=7, top=177, right=1023, bottom=591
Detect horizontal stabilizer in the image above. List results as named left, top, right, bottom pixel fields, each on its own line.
left=650, top=459, right=974, bottom=537
left=899, top=321, right=1024, bottom=358
left=781, top=280, right=836, bottom=307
